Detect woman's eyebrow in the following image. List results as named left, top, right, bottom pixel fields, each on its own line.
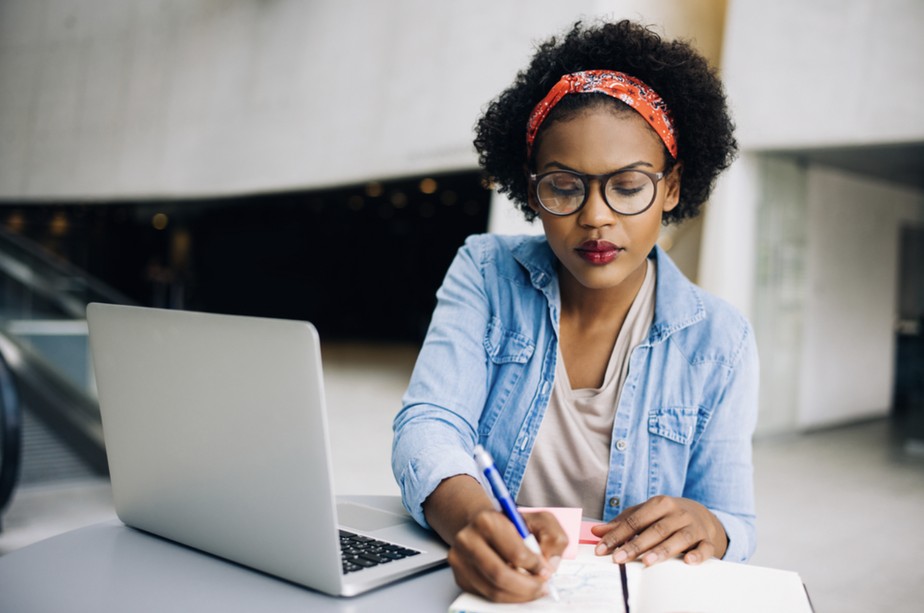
left=540, top=160, right=656, bottom=172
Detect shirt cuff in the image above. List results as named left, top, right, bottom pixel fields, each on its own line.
left=397, top=444, right=482, bottom=529
left=711, top=508, right=755, bottom=563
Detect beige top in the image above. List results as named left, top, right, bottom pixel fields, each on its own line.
left=517, top=259, right=656, bottom=519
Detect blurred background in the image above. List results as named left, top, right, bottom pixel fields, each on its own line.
left=0, top=0, right=922, bottom=611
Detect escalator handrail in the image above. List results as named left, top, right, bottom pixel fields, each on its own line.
left=0, top=329, right=107, bottom=477
left=0, top=251, right=88, bottom=319
left=0, top=348, right=22, bottom=526
left=0, top=227, right=136, bottom=317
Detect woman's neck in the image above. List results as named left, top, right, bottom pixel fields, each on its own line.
left=558, top=259, right=648, bottom=328
left=556, top=259, right=650, bottom=389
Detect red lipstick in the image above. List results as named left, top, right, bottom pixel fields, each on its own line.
left=575, top=240, right=622, bottom=265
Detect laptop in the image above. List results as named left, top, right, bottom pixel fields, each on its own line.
left=86, top=303, right=448, bottom=597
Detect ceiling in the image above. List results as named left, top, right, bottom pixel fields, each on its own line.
left=769, top=142, right=924, bottom=191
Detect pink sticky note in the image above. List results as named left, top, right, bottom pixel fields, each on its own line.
left=579, top=520, right=604, bottom=544
left=518, top=506, right=582, bottom=559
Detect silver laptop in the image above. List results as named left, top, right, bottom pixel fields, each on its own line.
left=86, top=303, right=448, bottom=597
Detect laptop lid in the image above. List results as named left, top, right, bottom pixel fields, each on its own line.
left=86, top=303, right=446, bottom=596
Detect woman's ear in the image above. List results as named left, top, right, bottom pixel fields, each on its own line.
left=524, top=169, right=541, bottom=214
left=662, top=161, right=683, bottom=213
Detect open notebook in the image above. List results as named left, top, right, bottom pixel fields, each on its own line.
left=450, top=508, right=813, bottom=613
left=450, top=544, right=813, bottom=612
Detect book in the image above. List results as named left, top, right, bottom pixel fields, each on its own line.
left=448, top=544, right=813, bottom=613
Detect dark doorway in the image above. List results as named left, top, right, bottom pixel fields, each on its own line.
left=0, top=171, right=492, bottom=343
left=894, top=224, right=924, bottom=444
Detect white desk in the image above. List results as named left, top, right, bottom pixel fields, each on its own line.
left=0, top=496, right=460, bottom=612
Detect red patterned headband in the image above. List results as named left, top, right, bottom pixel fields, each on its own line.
left=526, top=70, right=678, bottom=159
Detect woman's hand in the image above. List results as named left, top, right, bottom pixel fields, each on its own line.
left=590, top=495, right=727, bottom=566
left=423, top=475, right=568, bottom=602
left=449, top=509, right=567, bottom=602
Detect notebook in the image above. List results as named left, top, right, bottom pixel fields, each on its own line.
left=86, top=303, right=448, bottom=597
left=449, top=544, right=814, bottom=613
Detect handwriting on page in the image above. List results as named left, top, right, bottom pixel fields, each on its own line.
left=448, top=555, right=626, bottom=613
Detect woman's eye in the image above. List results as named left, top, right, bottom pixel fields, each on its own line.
left=608, top=177, right=645, bottom=196
left=611, top=185, right=643, bottom=196
left=548, top=175, right=582, bottom=193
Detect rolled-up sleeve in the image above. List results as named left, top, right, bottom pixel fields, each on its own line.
left=392, top=237, right=494, bottom=528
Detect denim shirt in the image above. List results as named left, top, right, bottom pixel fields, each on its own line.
left=392, top=234, right=759, bottom=562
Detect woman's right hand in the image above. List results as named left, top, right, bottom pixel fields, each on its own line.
left=450, top=509, right=566, bottom=602
left=423, top=475, right=568, bottom=603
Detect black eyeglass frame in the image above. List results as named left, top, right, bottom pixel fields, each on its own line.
left=528, top=168, right=666, bottom=217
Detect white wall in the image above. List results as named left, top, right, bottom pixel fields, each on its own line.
left=727, top=156, right=924, bottom=434
left=722, top=0, right=924, bottom=149
left=699, top=154, right=761, bottom=319
left=0, top=0, right=727, bottom=201
left=707, top=0, right=924, bottom=318
left=708, top=0, right=924, bottom=432
left=800, top=167, right=924, bottom=427
left=728, top=153, right=808, bottom=433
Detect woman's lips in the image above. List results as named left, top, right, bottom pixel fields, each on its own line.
left=575, top=240, right=622, bottom=265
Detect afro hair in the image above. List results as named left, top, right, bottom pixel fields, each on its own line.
left=473, top=19, right=737, bottom=224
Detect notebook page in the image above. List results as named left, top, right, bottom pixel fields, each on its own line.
left=448, top=545, right=627, bottom=613
left=636, top=558, right=812, bottom=613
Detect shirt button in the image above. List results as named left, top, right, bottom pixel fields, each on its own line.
left=608, top=496, right=620, bottom=508
left=615, top=439, right=628, bottom=452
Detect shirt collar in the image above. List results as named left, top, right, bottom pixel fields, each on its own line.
left=647, top=244, right=706, bottom=343
left=510, top=235, right=558, bottom=290
left=510, top=236, right=705, bottom=342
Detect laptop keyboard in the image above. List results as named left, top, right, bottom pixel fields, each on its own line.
left=339, top=530, right=422, bottom=574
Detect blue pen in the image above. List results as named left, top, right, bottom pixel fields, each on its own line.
left=473, top=445, right=560, bottom=602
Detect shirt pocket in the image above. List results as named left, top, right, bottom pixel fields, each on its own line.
left=483, top=316, right=534, bottom=364
left=479, top=317, right=535, bottom=436
left=648, top=406, right=698, bottom=445
left=646, top=406, right=699, bottom=496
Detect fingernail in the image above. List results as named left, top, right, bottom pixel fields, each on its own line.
left=613, top=549, right=627, bottom=563
left=548, top=555, right=562, bottom=571
left=595, top=543, right=607, bottom=556
left=686, top=552, right=700, bottom=564
left=643, top=552, right=659, bottom=565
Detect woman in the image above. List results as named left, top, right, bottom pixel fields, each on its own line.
left=392, top=19, right=758, bottom=603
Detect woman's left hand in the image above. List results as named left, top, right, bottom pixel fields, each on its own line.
left=589, top=496, right=727, bottom=566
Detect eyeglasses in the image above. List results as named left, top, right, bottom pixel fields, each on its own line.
left=528, top=169, right=665, bottom=217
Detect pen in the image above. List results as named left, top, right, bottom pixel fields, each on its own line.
left=473, top=445, right=560, bottom=602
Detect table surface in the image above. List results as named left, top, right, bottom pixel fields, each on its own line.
left=0, top=496, right=461, bottom=613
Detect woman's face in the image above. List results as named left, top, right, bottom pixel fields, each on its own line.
left=529, top=106, right=681, bottom=298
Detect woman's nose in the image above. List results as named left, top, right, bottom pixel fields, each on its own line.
left=577, top=180, right=617, bottom=227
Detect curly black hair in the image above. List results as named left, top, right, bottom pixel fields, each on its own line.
left=473, top=20, right=737, bottom=225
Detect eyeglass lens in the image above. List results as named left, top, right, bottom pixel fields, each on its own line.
left=536, top=171, right=656, bottom=215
